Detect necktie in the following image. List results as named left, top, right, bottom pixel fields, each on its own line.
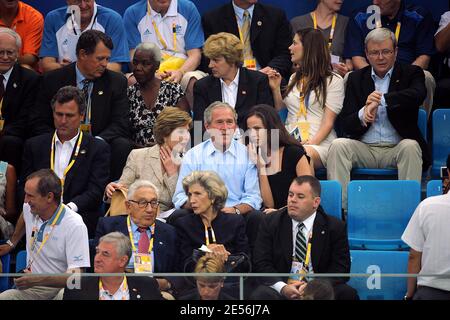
left=81, top=79, right=91, bottom=105
left=0, top=74, right=5, bottom=102
left=295, top=223, right=307, bottom=264
left=138, top=227, right=150, bottom=253
left=242, top=10, right=254, bottom=60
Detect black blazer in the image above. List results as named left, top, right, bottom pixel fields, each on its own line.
left=20, top=132, right=110, bottom=235
left=30, top=63, right=131, bottom=142
left=193, top=67, right=273, bottom=129
left=202, top=2, right=292, bottom=80
left=253, top=207, right=350, bottom=286
left=1, top=64, right=40, bottom=138
left=63, top=276, right=163, bottom=300
left=173, top=211, right=249, bottom=272
left=94, top=216, right=179, bottom=273
left=340, top=63, right=430, bottom=168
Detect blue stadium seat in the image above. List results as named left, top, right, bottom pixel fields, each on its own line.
left=431, top=109, right=450, bottom=177
left=319, top=180, right=342, bottom=220
left=352, top=108, right=428, bottom=177
left=0, top=253, right=11, bottom=292
left=347, top=180, right=421, bottom=250
left=15, top=251, right=27, bottom=273
left=278, top=108, right=288, bottom=124
left=426, top=180, right=443, bottom=197
left=349, top=250, right=409, bottom=300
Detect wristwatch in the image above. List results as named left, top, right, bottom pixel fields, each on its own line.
left=6, top=240, right=15, bottom=248
left=233, top=206, right=241, bottom=215
left=403, top=294, right=412, bottom=301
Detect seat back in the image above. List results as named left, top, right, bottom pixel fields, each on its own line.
left=15, top=250, right=27, bottom=273
left=278, top=108, right=288, bottom=124
left=426, top=179, right=443, bottom=197
left=347, top=180, right=421, bottom=249
left=0, top=253, right=10, bottom=292
left=349, top=250, right=408, bottom=300
left=432, top=109, right=450, bottom=177
left=319, top=180, right=342, bottom=220
left=418, top=108, right=427, bottom=141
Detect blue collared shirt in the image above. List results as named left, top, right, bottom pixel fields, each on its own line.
left=127, top=218, right=154, bottom=270
left=232, top=1, right=255, bottom=27
left=172, top=139, right=262, bottom=210
left=358, top=67, right=402, bottom=145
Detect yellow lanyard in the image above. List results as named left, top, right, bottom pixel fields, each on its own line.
left=203, top=222, right=217, bottom=246
left=0, top=98, right=3, bottom=119
left=376, top=20, right=401, bottom=42
left=99, top=277, right=128, bottom=300
left=296, top=79, right=307, bottom=120
left=27, top=204, right=65, bottom=269
left=50, top=131, right=83, bottom=190
left=127, top=215, right=155, bottom=254
left=299, top=232, right=313, bottom=278
left=311, top=12, right=337, bottom=49
left=147, top=1, right=177, bottom=52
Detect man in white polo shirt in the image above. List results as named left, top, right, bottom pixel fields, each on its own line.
left=40, top=0, right=129, bottom=72
left=123, top=0, right=206, bottom=107
left=0, top=169, right=90, bottom=300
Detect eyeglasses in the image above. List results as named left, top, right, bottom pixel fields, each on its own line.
left=129, top=199, right=160, bottom=209
left=0, top=50, right=17, bottom=58
left=367, top=49, right=394, bottom=58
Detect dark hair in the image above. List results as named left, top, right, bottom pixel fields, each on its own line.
left=26, top=169, right=62, bottom=204
left=302, top=279, right=335, bottom=300
left=75, top=29, right=113, bottom=57
left=243, top=104, right=304, bottom=151
left=51, top=86, right=86, bottom=115
left=284, top=28, right=333, bottom=109
left=292, top=175, right=321, bottom=198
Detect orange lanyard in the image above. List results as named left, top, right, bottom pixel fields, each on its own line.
left=311, top=12, right=337, bottom=49
left=296, top=79, right=307, bottom=120
left=147, top=1, right=177, bottom=52
left=203, top=222, right=217, bottom=246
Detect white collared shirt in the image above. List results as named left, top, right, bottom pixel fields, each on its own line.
left=1, top=67, right=14, bottom=89
left=99, top=277, right=130, bottom=300
left=271, top=212, right=317, bottom=294
left=220, top=69, right=240, bottom=108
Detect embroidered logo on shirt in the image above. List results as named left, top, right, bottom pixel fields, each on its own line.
left=73, top=255, right=84, bottom=262
left=62, top=39, right=69, bottom=46
left=143, top=29, right=151, bottom=35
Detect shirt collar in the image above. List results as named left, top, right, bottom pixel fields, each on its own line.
left=55, top=130, right=80, bottom=147
left=292, top=212, right=317, bottom=234
left=40, top=203, right=66, bottom=225
left=204, top=137, right=238, bottom=158
left=149, top=0, right=178, bottom=18
left=66, top=2, right=98, bottom=32
left=232, top=1, right=255, bottom=20
left=220, top=68, right=240, bottom=88
left=1, top=65, right=14, bottom=85
left=75, top=64, right=88, bottom=87
left=371, top=66, right=394, bottom=82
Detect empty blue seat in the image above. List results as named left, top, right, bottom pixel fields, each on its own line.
left=15, top=250, right=27, bottom=273
left=278, top=108, right=288, bottom=124
left=426, top=180, right=442, bottom=197
left=347, top=180, right=421, bottom=250
left=349, top=250, right=409, bottom=300
left=0, top=253, right=10, bottom=292
left=431, top=109, right=450, bottom=177
left=418, top=108, right=427, bottom=142
left=319, top=180, right=342, bottom=220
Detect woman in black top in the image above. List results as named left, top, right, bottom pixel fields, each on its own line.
left=244, top=104, right=312, bottom=212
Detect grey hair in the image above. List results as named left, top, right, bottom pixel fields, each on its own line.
left=0, top=27, right=22, bottom=50
left=51, top=86, right=87, bottom=115
left=364, top=27, right=397, bottom=49
left=135, top=42, right=162, bottom=63
left=182, top=170, right=228, bottom=212
left=99, top=232, right=132, bottom=263
left=127, top=179, right=160, bottom=200
left=203, top=101, right=238, bottom=125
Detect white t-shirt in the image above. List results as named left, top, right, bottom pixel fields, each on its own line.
left=401, top=193, right=450, bottom=291
left=23, top=203, right=90, bottom=274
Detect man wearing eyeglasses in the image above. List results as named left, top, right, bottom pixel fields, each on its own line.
left=327, top=28, right=429, bottom=210
left=94, top=179, right=179, bottom=298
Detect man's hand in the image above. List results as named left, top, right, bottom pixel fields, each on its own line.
left=363, top=101, right=379, bottom=126
left=221, top=207, right=237, bottom=214
left=0, top=244, right=13, bottom=257
left=332, top=62, right=350, bottom=77
left=280, top=281, right=306, bottom=300
left=161, top=70, right=184, bottom=83
left=14, top=269, right=40, bottom=290
left=61, top=58, right=72, bottom=66
left=366, top=91, right=382, bottom=106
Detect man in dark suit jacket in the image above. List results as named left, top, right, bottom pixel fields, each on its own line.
left=29, top=30, right=132, bottom=180
left=64, top=232, right=163, bottom=300
left=251, top=176, right=358, bottom=300
left=94, top=179, right=179, bottom=296
left=0, top=28, right=40, bottom=173
left=201, top=0, right=292, bottom=81
left=327, top=28, right=429, bottom=209
left=193, top=32, right=273, bottom=132
left=20, top=86, right=110, bottom=237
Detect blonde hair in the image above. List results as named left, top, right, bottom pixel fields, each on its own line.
left=195, top=256, right=225, bottom=282
left=203, top=32, right=243, bottom=66
left=182, top=171, right=228, bottom=212
left=153, top=107, right=192, bottom=145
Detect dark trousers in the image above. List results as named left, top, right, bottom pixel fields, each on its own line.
left=250, top=283, right=359, bottom=300
left=414, top=286, right=450, bottom=300
left=0, top=135, right=24, bottom=174
left=109, top=137, right=133, bottom=181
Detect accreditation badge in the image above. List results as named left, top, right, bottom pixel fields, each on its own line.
left=134, top=253, right=152, bottom=273
left=287, top=259, right=303, bottom=284
left=244, top=58, right=257, bottom=70
left=0, top=119, right=4, bottom=131
left=80, top=123, right=91, bottom=135
left=296, top=121, right=310, bottom=142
